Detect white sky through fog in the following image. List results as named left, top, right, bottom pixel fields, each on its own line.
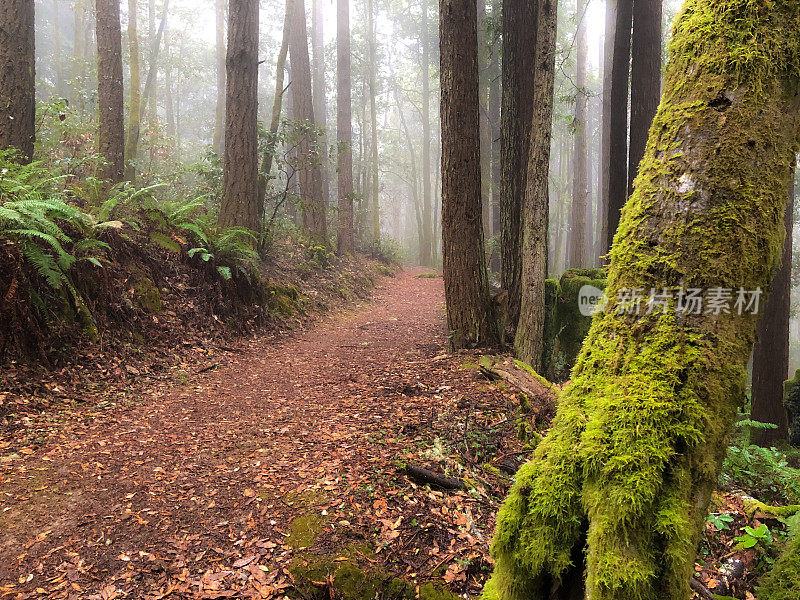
left=164, top=0, right=686, bottom=74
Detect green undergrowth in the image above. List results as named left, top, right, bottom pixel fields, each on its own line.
left=290, top=551, right=459, bottom=600
left=759, top=534, right=800, bottom=600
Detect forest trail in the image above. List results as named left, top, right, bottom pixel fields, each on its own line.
left=0, top=269, right=511, bottom=599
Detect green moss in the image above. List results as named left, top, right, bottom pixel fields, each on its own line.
left=415, top=272, right=440, bottom=279
left=287, top=513, right=326, bottom=549
left=540, top=269, right=607, bottom=382
left=484, top=1, right=800, bottom=599
left=133, top=274, right=163, bottom=313
left=374, top=264, right=395, bottom=277
left=759, top=534, right=800, bottom=600
left=784, top=369, right=800, bottom=446
left=742, top=497, right=800, bottom=518
left=289, top=553, right=460, bottom=600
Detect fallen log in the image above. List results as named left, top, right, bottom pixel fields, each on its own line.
left=478, top=359, right=556, bottom=409
left=404, top=464, right=464, bottom=491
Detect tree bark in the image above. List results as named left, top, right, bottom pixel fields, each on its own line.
left=213, top=0, right=225, bottom=156
left=483, top=2, right=800, bottom=598
left=602, top=0, right=632, bottom=255
left=500, top=0, right=537, bottom=330
left=488, top=0, right=501, bottom=271
left=259, top=0, right=291, bottom=213
left=440, top=0, right=498, bottom=350
left=218, top=0, right=260, bottom=231
left=513, top=0, right=557, bottom=370
left=751, top=185, right=793, bottom=446
left=419, top=0, right=433, bottom=266
left=336, top=0, right=355, bottom=254
left=289, top=0, right=327, bottom=245
left=147, top=0, right=157, bottom=125
left=164, top=18, right=175, bottom=139
left=0, top=0, right=35, bottom=162
left=478, top=0, right=491, bottom=242
left=568, top=0, right=588, bottom=268
left=124, top=0, right=141, bottom=182
left=628, top=0, right=662, bottom=197
left=311, top=0, right=331, bottom=210
left=96, top=0, right=125, bottom=183
left=367, top=0, right=380, bottom=242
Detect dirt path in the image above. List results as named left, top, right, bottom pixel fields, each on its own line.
left=0, top=269, right=523, bottom=599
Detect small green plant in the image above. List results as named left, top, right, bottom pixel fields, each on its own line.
left=734, top=523, right=773, bottom=549
left=706, top=512, right=735, bottom=531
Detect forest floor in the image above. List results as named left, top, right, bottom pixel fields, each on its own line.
left=0, top=268, right=546, bottom=600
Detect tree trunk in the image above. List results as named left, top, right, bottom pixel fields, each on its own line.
left=478, top=0, right=491, bottom=242
left=488, top=0, right=501, bottom=271
left=604, top=0, right=633, bottom=251
left=53, top=0, right=65, bottom=98
left=484, top=2, right=800, bottom=598
left=311, top=0, right=331, bottom=209
left=164, top=18, right=175, bottom=139
left=95, top=0, right=125, bottom=183
left=147, top=0, right=157, bottom=125
left=751, top=185, right=793, bottom=446
left=213, top=0, right=225, bottom=156
left=259, top=0, right=292, bottom=212
left=0, top=0, right=35, bottom=162
left=336, top=0, right=355, bottom=254
left=124, top=0, right=141, bottom=182
left=628, top=0, right=662, bottom=197
left=568, top=0, right=588, bottom=268
left=218, top=0, right=260, bottom=231
left=289, top=0, right=327, bottom=245
left=419, top=0, right=433, bottom=266
left=440, top=0, right=498, bottom=350
left=513, top=0, right=557, bottom=369
left=367, top=0, right=380, bottom=242
left=500, top=0, right=537, bottom=330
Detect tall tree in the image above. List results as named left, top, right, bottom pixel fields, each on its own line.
left=147, top=0, right=158, bottom=125
left=311, top=0, right=331, bottom=208
left=628, top=0, right=662, bottom=196
left=440, top=0, right=498, bottom=350
left=96, top=0, right=125, bottom=183
left=478, top=0, right=491, bottom=242
left=500, top=0, right=537, bottom=329
left=258, top=0, right=292, bottom=210
left=289, top=0, right=327, bottom=244
left=164, top=18, right=175, bottom=139
left=367, top=0, right=380, bottom=241
left=419, top=0, right=433, bottom=265
left=483, top=2, right=800, bottom=598
left=213, top=0, right=225, bottom=156
left=336, top=0, right=355, bottom=254
left=0, top=0, right=35, bottom=162
left=751, top=187, right=794, bottom=446
left=488, top=0, right=501, bottom=269
left=568, top=0, right=589, bottom=268
left=124, top=0, right=142, bottom=181
left=513, top=0, right=557, bottom=369
left=601, top=0, right=632, bottom=254
left=218, top=0, right=259, bottom=230
left=53, top=0, right=66, bottom=98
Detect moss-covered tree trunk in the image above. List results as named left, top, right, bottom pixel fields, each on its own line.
left=96, top=0, right=125, bottom=184
left=484, top=2, right=800, bottom=599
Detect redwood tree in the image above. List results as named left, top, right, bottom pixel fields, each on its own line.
left=218, top=0, right=260, bottom=230
left=336, top=0, right=355, bottom=254
left=751, top=187, right=794, bottom=446
left=213, top=0, right=225, bottom=156
left=484, top=2, right=800, bottom=598
left=568, top=0, right=589, bottom=268
left=628, top=0, right=662, bottom=196
left=500, top=0, right=537, bottom=329
left=513, top=0, right=557, bottom=369
left=440, top=0, right=498, bottom=349
left=289, top=0, right=327, bottom=245
left=96, top=0, right=125, bottom=183
left=0, top=0, right=35, bottom=162
left=601, top=0, right=632, bottom=254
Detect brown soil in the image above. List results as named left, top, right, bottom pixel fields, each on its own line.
left=0, top=268, right=541, bottom=600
